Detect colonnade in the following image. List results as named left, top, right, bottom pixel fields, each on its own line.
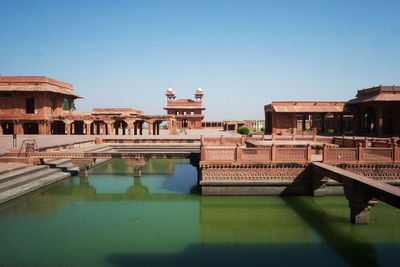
left=0, top=118, right=173, bottom=135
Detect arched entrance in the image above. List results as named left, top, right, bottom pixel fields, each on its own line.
left=23, top=122, right=39, bottom=134
left=114, top=120, right=128, bottom=135
left=51, top=121, right=66, bottom=135
left=91, top=121, right=108, bottom=135
left=133, top=120, right=144, bottom=135
left=72, top=121, right=85, bottom=135
left=1, top=122, right=14, bottom=135
left=363, top=106, right=376, bottom=135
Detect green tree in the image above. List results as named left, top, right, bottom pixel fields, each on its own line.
left=237, top=127, right=250, bottom=135
left=62, top=99, right=76, bottom=111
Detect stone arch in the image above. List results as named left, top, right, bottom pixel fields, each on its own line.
left=23, top=122, right=39, bottom=134
left=51, top=121, right=66, bottom=135
left=363, top=106, right=376, bottom=135
left=91, top=121, right=108, bottom=135
left=114, top=120, right=128, bottom=135
left=1, top=121, right=14, bottom=135
left=72, top=121, right=85, bottom=135
left=133, top=120, right=144, bottom=135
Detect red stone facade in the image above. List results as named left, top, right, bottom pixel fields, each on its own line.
left=0, top=75, right=81, bottom=135
left=264, top=102, right=347, bottom=136
left=346, top=86, right=400, bottom=137
left=265, top=86, right=400, bottom=137
left=164, top=87, right=205, bottom=129
left=0, top=75, right=176, bottom=135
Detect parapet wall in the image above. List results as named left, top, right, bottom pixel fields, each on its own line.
left=199, top=136, right=400, bottom=195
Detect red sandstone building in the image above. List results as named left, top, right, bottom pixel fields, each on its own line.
left=346, top=86, right=400, bottom=137
left=0, top=75, right=81, bottom=135
left=0, top=75, right=175, bottom=135
left=264, top=102, right=347, bottom=135
left=164, top=87, right=205, bottom=129
left=264, top=85, right=400, bottom=137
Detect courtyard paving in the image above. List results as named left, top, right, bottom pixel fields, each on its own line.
left=0, top=129, right=240, bottom=154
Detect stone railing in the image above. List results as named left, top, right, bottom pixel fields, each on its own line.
left=201, top=145, right=311, bottom=163
left=201, top=136, right=244, bottom=146
left=322, top=144, right=399, bottom=163
left=332, top=136, right=397, bottom=148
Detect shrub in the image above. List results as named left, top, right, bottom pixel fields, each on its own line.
left=237, top=127, right=250, bottom=135
left=261, top=127, right=265, bottom=132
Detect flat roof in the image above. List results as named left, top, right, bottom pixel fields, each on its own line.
left=265, top=101, right=345, bottom=113
left=0, top=75, right=82, bottom=98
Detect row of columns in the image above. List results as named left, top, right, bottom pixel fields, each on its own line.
left=0, top=120, right=168, bottom=135
left=294, top=113, right=345, bottom=135
left=66, top=120, right=165, bottom=136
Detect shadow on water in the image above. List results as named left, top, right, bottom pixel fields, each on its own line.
left=106, top=243, right=341, bottom=267
left=281, top=184, right=379, bottom=267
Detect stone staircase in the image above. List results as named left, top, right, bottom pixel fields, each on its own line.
left=0, top=164, right=70, bottom=204
left=43, top=158, right=80, bottom=176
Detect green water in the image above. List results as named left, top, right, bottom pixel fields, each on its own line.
left=0, top=159, right=400, bottom=267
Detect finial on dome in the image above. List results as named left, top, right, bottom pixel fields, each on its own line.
left=196, top=87, right=203, bottom=94
left=167, top=87, right=174, bottom=94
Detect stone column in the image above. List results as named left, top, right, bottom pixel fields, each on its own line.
left=292, top=113, right=297, bottom=135
left=344, top=186, right=371, bottom=224
left=139, top=123, right=143, bottom=135
left=66, top=124, right=71, bottom=135
left=148, top=122, right=153, bottom=135
left=38, top=122, right=46, bottom=135
left=333, top=114, right=340, bottom=134
left=134, top=123, right=138, bottom=135
left=157, top=123, right=160, bottom=135
left=377, top=104, right=383, bottom=137
left=311, top=114, right=317, bottom=134
left=302, top=115, right=306, bottom=132
left=321, top=113, right=326, bottom=133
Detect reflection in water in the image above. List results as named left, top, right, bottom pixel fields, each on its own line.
left=0, top=159, right=399, bottom=267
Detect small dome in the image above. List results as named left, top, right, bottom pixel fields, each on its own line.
left=196, top=87, right=202, bottom=93
left=167, top=87, right=174, bottom=93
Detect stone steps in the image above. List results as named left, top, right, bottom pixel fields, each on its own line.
left=0, top=166, right=70, bottom=204
left=0, top=167, right=61, bottom=193
left=44, top=159, right=79, bottom=176
left=0, top=165, right=49, bottom=184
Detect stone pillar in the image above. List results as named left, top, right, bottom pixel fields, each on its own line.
left=377, top=105, right=384, bottom=137
left=344, top=186, right=371, bottom=224
left=134, top=123, right=138, bottom=135
left=157, top=123, right=160, bottom=135
left=128, top=127, right=132, bottom=135
left=71, top=123, right=75, bottom=135
left=333, top=114, right=340, bottom=134
left=321, top=113, right=326, bottom=133
left=148, top=122, right=153, bottom=135
left=139, top=123, right=143, bottom=135
left=86, top=124, right=90, bottom=135
left=302, top=115, right=306, bottom=132
left=71, top=159, right=95, bottom=177
left=66, top=124, right=71, bottom=135
left=38, top=122, right=46, bottom=135
left=292, top=114, right=297, bottom=135
left=311, top=114, right=317, bottom=134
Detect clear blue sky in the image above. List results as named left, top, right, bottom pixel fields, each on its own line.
left=1, top=0, right=399, bottom=120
